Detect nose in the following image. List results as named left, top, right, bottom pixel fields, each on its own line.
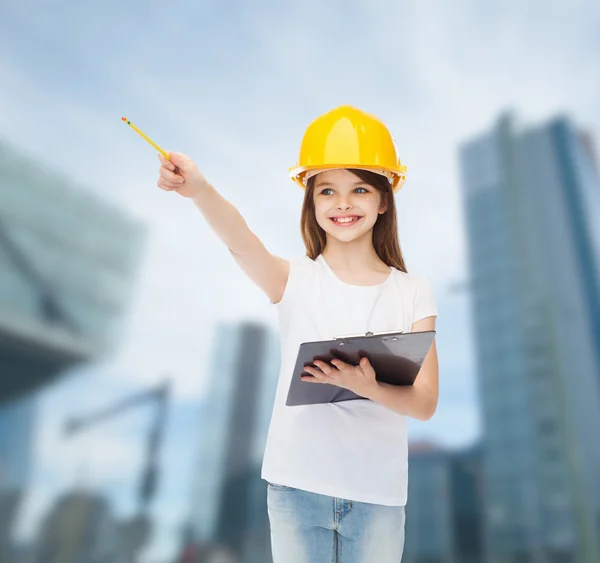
left=336, top=196, right=352, bottom=211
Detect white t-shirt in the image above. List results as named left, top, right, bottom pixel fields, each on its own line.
left=261, top=254, right=438, bottom=506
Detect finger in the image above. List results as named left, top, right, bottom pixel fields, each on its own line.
left=158, top=152, right=176, bottom=171
left=159, top=167, right=184, bottom=183
left=300, top=375, right=323, bottom=383
left=313, top=360, right=335, bottom=375
left=157, top=179, right=178, bottom=191
left=169, top=151, right=193, bottom=172
left=303, top=366, right=333, bottom=383
left=330, top=358, right=350, bottom=371
left=307, top=367, right=342, bottom=388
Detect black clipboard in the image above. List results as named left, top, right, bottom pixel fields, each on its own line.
left=285, top=330, right=436, bottom=407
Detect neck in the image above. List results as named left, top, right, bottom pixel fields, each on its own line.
left=321, top=233, right=386, bottom=272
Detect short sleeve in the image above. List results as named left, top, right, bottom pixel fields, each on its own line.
left=271, top=255, right=307, bottom=310
left=412, top=276, right=438, bottom=324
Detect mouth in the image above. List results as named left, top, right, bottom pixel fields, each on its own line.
left=329, top=215, right=363, bottom=227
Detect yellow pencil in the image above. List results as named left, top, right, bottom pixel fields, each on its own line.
left=122, top=117, right=170, bottom=160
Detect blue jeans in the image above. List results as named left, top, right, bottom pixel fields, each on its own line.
left=267, top=482, right=406, bottom=563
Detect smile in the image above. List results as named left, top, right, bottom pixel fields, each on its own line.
left=330, top=216, right=363, bottom=227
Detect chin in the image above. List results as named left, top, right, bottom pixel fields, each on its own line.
left=324, top=228, right=369, bottom=243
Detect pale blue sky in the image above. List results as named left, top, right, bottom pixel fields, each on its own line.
left=2, top=0, right=599, bottom=560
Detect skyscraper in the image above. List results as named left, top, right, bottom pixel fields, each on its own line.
left=404, top=441, right=484, bottom=563
left=0, top=395, right=36, bottom=562
left=448, top=444, right=485, bottom=563
left=459, top=114, right=600, bottom=562
left=191, top=321, right=279, bottom=560
left=0, top=396, right=35, bottom=492
left=404, top=442, right=455, bottom=563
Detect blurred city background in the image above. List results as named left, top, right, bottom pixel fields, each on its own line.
left=1, top=1, right=599, bottom=562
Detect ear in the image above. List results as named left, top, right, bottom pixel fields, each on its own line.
left=378, top=193, right=389, bottom=215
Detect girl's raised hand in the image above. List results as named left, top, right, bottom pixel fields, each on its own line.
left=157, top=152, right=209, bottom=199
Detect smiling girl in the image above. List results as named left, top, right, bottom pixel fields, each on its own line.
left=157, top=105, right=439, bottom=563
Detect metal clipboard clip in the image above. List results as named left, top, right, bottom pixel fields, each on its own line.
left=333, top=330, right=403, bottom=340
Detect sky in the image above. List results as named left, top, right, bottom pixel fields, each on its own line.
left=1, top=0, right=599, bottom=560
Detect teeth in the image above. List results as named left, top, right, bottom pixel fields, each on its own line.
left=333, top=217, right=358, bottom=223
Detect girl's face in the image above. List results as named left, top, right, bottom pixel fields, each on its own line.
left=312, top=169, right=387, bottom=243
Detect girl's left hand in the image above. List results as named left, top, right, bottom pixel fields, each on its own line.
left=301, top=357, right=379, bottom=398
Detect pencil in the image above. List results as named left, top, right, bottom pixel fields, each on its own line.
left=122, top=117, right=170, bottom=160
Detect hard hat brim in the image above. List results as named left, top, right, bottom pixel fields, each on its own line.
left=289, top=164, right=406, bottom=194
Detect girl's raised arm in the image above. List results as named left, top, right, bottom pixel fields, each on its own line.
left=157, top=152, right=289, bottom=303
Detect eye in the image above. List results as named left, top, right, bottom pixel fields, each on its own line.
left=354, top=187, right=369, bottom=194
left=320, top=188, right=334, bottom=195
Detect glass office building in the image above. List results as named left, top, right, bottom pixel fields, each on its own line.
left=459, top=114, right=600, bottom=563
left=0, top=139, right=147, bottom=404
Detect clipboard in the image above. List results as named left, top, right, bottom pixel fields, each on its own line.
left=285, top=330, right=436, bottom=407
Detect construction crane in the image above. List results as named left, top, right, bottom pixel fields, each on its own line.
left=63, top=379, right=171, bottom=562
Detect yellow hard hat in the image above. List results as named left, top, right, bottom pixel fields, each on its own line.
left=289, top=105, right=407, bottom=193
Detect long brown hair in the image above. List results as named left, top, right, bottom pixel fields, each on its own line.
left=300, top=168, right=408, bottom=273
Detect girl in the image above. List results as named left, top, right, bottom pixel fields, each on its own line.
left=157, top=105, right=439, bottom=563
